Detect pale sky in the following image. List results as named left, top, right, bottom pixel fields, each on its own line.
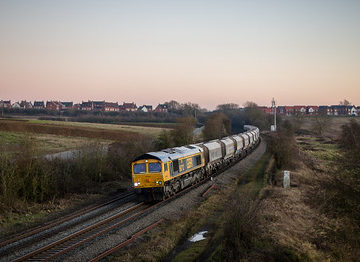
left=1, top=0, right=359, bottom=109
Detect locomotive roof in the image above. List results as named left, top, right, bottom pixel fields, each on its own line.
left=133, top=145, right=203, bottom=163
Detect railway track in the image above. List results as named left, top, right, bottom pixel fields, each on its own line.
left=0, top=191, right=135, bottom=257
left=13, top=202, right=147, bottom=262
left=8, top=140, right=261, bottom=262
left=11, top=171, right=225, bottom=262
left=11, top=176, right=217, bottom=261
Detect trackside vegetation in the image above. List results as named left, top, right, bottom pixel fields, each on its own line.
left=0, top=137, right=154, bottom=228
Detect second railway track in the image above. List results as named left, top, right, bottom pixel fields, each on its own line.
left=0, top=191, right=136, bottom=258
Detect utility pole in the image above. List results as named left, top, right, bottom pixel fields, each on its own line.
left=271, top=98, right=277, bottom=131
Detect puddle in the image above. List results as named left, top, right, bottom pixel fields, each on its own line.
left=189, top=231, right=208, bottom=242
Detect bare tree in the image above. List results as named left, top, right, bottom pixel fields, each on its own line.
left=203, top=112, right=231, bottom=140
left=243, top=101, right=269, bottom=130
left=216, top=103, right=239, bottom=111
left=339, top=99, right=351, bottom=106
left=312, top=113, right=332, bottom=136
left=171, top=116, right=196, bottom=146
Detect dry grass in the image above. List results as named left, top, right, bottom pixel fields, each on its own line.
left=259, top=166, right=329, bottom=261
left=28, top=119, right=170, bottom=136
left=0, top=130, right=111, bottom=156
left=258, top=132, right=360, bottom=261
left=0, top=193, right=101, bottom=238
left=0, top=119, right=149, bottom=141
left=300, top=116, right=360, bottom=139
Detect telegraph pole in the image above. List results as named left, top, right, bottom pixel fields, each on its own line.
left=271, top=98, right=277, bottom=131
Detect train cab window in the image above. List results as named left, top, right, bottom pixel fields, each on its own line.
left=195, top=155, right=201, bottom=165
left=173, top=160, right=179, bottom=172
left=134, top=163, right=146, bottom=174
left=149, top=162, right=162, bottom=173
left=164, top=163, right=168, bottom=172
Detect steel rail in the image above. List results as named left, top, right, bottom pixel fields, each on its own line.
left=0, top=191, right=135, bottom=248
left=13, top=202, right=145, bottom=262
left=89, top=219, right=164, bottom=262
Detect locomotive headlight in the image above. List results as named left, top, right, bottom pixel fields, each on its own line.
left=134, top=182, right=140, bottom=187
left=156, top=181, right=162, bottom=185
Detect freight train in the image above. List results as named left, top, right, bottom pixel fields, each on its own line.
left=131, top=125, right=260, bottom=201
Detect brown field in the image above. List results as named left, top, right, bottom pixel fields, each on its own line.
left=0, top=119, right=153, bottom=141
left=28, top=119, right=172, bottom=135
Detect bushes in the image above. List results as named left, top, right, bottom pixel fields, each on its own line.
left=326, top=119, right=360, bottom=221
left=267, top=129, right=297, bottom=169
left=0, top=137, right=154, bottom=213
left=222, top=191, right=262, bottom=261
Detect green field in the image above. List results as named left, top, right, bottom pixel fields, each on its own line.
left=0, top=131, right=111, bottom=156
left=0, top=119, right=170, bottom=156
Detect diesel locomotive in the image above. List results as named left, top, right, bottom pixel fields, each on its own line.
left=131, top=125, right=260, bottom=201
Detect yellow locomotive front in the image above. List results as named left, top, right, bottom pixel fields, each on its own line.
left=131, top=146, right=205, bottom=201
left=132, top=160, right=168, bottom=189
left=131, top=153, right=171, bottom=200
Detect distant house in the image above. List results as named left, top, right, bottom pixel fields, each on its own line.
left=73, top=103, right=81, bottom=110
left=0, top=100, right=11, bottom=108
left=33, top=101, right=45, bottom=109
left=81, top=101, right=93, bottom=111
left=259, top=106, right=273, bottom=114
left=46, top=101, right=62, bottom=111
left=276, top=106, right=285, bottom=115
left=123, top=102, right=137, bottom=112
left=306, top=106, right=318, bottom=115
left=119, top=104, right=125, bottom=111
left=154, top=104, right=168, bottom=113
left=93, top=101, right=105, bottom=111
left=318, top=106, right=329, bottom=115
left=357, top=106, right=360, bottom=115
left=61, top=102, right=73, bottom=110
left=330, top=105, right=347, bottom=116
left=285, top=106, right=295, bottom=115
left=293, top=106, right=306, bottom=114
left=12, top=102, right=21, bottom=109
left=104, top=102, right=119, bottom=112
left=348, top=106, right=358, bottom=116
left=19, top=100, right=33, bottom=109
left=138, top=105, right=153, bottom=112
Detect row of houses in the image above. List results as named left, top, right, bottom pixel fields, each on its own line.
left=0, top=100, right=168, bottom=113
left=259, top=105, right=360, bottom=116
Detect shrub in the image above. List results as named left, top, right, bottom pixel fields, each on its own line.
left=267, top=129, right=297, bottom=169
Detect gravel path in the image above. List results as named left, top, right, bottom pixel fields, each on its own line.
left=64, top=139, right=267, bottom=262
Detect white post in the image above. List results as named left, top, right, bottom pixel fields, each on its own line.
left=283, top=170, right=290, bottom=188
left=272, top=98, right=277, bottom=131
